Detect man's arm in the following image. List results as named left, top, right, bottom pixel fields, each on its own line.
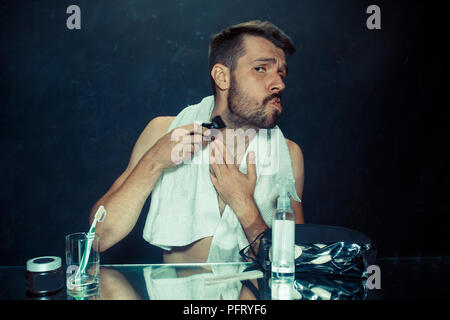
left=90, top=116, right=175, bottom=252
left=286, top=138, right=305, bottom=224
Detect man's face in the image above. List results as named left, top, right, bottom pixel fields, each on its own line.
left=227, top=35, right=288, bottom=129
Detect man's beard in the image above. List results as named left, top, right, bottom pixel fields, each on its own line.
left=227, top=74, right=282, bottom=129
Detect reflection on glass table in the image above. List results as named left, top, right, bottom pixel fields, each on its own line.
left=100, top=262, right=260, bottom=300
left=98, top=262, right=367, bottom=300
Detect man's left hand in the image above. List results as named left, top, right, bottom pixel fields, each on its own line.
left=209, top=139, right=257, bottom=214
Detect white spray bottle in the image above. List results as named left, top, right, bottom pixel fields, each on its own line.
left=271, top=177, right=301, bottom=281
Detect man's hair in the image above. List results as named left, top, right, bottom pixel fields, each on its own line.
left=208, top=20, right=296, bottom=96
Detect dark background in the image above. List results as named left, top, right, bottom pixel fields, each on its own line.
left=0, top=0, right=446, bottom=265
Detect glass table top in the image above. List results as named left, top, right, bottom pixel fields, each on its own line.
left=1, top=257, right=450, bottom=300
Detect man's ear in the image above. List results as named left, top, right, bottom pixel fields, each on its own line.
left=211, top=63, right=230, bottom=92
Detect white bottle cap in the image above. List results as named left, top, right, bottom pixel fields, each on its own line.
left=26, top=256, right=62, bottom=272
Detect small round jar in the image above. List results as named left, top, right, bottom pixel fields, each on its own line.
left=26, top=256, right=63, bottom=296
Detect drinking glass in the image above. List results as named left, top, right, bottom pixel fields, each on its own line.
left=65, top=232, right=100, bottom=298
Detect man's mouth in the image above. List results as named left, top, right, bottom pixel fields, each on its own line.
left=270, top=98, right=282, bottom=112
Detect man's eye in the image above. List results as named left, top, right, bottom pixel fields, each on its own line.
left=255, top=67, right=266, bottom=73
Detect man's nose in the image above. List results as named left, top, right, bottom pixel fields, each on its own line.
left=269, top=74, right=286, bottom=93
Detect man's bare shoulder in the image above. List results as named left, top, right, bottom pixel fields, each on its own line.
left=127, top=116, right=176, bottom=170
left=285, top=138, right=304, bottom=176
left=285, top=138, right=303, bottom=158
left=147, top=116, right=176, bottom=132
left=140, top=116, right=176, bottom=141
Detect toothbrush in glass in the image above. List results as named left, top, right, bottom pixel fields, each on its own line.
left=75, top=206, right=106, bottom=280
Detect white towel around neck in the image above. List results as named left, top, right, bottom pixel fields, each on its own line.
left=142, top=95, right=298, bottom=262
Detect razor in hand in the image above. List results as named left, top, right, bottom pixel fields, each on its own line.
left=201, top=115, right=226, bottom=141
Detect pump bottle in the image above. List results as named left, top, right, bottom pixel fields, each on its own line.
left=271, top=177, right=301, bottom=281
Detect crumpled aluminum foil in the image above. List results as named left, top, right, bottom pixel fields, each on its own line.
left=291, top=241, right=373, bottom=277
left=253, top=241, right=373, bottom=300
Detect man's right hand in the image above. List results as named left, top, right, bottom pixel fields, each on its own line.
left=150, top=122, right=209, bottom=170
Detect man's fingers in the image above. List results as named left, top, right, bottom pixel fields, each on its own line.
left=175, top=138, right=202, bottom=162
left=209, top=166, right=217, bottom=178
left=211, top=139, right=234, bottom=166
left=209, top=141, right=222, bottom=165
left=179, top=127, right=205, bottom=155
left=175, top=123, right=207, bottom=139
left=187, top=123, right=218, bottom=147
left=209, top=158, right=222, bottom=181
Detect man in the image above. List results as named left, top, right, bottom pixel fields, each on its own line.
left=90, top=20, right=305, bottom=263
